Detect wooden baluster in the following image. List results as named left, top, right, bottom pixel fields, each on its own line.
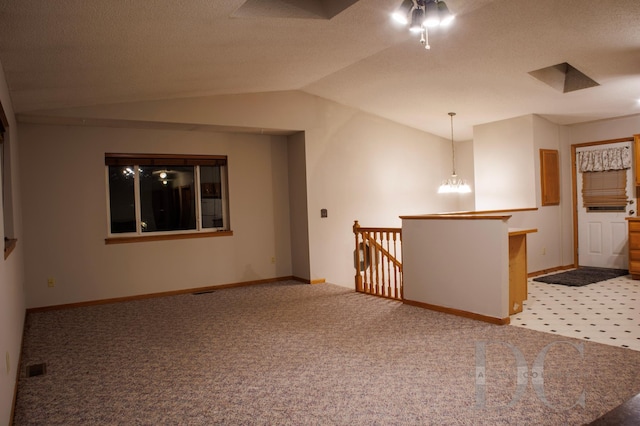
left=385, top=231, right=391, bottom=298
left=364, top=232, right=372, bottom=294
left=398, top=230, right=403, bottom=299
left=370, top=233, right=375, bottom=295
left=375, top=232, right=381, bottom=296
left=377, top=232, right=382, bottom=297
left=372, top=232, right=377, bottom=295
left=353, top=221, right=363, bottom=292
left=392, top=230, right=399, bottom=299
left=380, top=231, right=385, bottom=297
left=378, top=232, right=384, bottom=296
left=364, top=231, right=370, bottom=294
left=380, top=237, right=384, bottom=296
left=362, top=231, right=368, bottom=294
left=352, top=223, right=403, bottom=300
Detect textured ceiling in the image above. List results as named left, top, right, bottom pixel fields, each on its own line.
left=0, top=0, right=639, bottom=140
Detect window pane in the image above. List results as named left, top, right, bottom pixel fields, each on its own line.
left=108, top=165, right=137, bottom=233
left=140, top=166, right=196, bottom=232
left=200, top=165, right=223, bottom=228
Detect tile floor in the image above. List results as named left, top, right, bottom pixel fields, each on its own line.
left=510, top=274, right=640, bottom=351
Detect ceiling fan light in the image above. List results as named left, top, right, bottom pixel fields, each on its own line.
left=437, top=1, right=454, bottom=26
left=391, top=11, right=408, bottom=25
left=409, top=8, right=425, bottom=32
left=391, top=0, right=413, bottom=25
left=424, top=1, right=440, bottom=28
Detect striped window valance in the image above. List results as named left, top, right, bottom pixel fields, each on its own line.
left=577, top=146, right=631, bottom=172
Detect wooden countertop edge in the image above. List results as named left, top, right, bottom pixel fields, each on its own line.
left=435, top=207, right=538, bottom=215
left=509, top=228, right=538, bottom=236
left=400, top=214, right=512, bottom=220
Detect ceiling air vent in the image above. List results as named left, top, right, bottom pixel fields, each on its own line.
left=232, top=0, right=359, bottom=20
left=529, top=62, right=599, bottom=93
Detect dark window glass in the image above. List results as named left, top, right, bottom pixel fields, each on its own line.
left=108, top=165, right=136, bottom=233
left=139, top=166, right=196, bottom=232
left=200, top=165, right=224, bottom=229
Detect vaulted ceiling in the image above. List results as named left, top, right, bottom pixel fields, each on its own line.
left=0, top=0, right=639, bottom=139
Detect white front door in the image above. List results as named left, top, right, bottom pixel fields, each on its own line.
left=576, top=142, right=634, bottom=269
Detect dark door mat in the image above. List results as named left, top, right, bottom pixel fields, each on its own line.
left=533, top=267, right=629, bottom=287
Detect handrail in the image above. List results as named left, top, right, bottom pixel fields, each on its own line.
left=353, top=220, right=403, bottom=300
left=362, top=232, right=403, bottom=269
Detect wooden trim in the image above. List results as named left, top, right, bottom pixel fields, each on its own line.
left=26, top=276, right=298, bottom=313
left=402, top=299, right=510, bottom=325
left=527, top=264, right=575, bottom=278
left=4, top=238, right=17, bottom=259
left=571, top=144, right=579, bottom=267
left=356, top=226, right=401, bottom=233
left=508, top=228, right=537, bottom=236
left=105, top=153, right=227, bottom=165
left=540, top=149, right=560, bottom=205
left=291, top=276, right=326, bottom=285
left=437, top=207, right=538, bottom=215
left=572, top=137, right=633, bottom=149
left=400, top=214, right=512, bottom=220
left=105, top=231, right=232, bottom=244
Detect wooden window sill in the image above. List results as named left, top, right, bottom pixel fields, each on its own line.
left=105, top=231, right=233, bottom=245
left=4, top=238, right=17, bottom=259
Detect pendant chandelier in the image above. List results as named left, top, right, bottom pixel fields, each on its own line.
left=391, top=0, right=455, bottom=49
left=438, top=112, right=471, bottom=194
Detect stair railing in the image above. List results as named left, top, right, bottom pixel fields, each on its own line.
left=353, top=220, right=403, bottom=300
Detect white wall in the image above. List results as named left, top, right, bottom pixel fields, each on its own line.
left=567, top=114, right=640, bottom=144
left=470, top=114, right=573, bottom=273
left=473, top=115, right=536, bottom=210
left=402, top=217, right=509, bottom=320
left=529, top=115, right=567, bottom=271
left=19, top=124, right=293, bottom=308
left=24, top=91, right=459, bottom=292
left=287, top=132, right=310, bottom=280
left=0, top=58, right=26, bottom=426
left=452, top=139, right=475, bottom=212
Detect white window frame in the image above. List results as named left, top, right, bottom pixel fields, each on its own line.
left=105, top=153, right=231, bottom=243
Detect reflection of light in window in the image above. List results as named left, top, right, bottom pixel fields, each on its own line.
left=162, top=180, right=168, bottom=185
left=123, top=167, right=135, bottom=177
left=160, top=171, right=167, bottom=179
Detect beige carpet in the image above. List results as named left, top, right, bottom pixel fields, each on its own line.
left=13, top=281, right=640, bottom=425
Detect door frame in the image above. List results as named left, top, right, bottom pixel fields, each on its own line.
left=571, top=136, right=634, bottom=267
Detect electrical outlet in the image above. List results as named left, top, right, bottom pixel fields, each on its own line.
left=47, top=277, right=55, bottom=288
left=541, top=247, right=546, bottom=255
